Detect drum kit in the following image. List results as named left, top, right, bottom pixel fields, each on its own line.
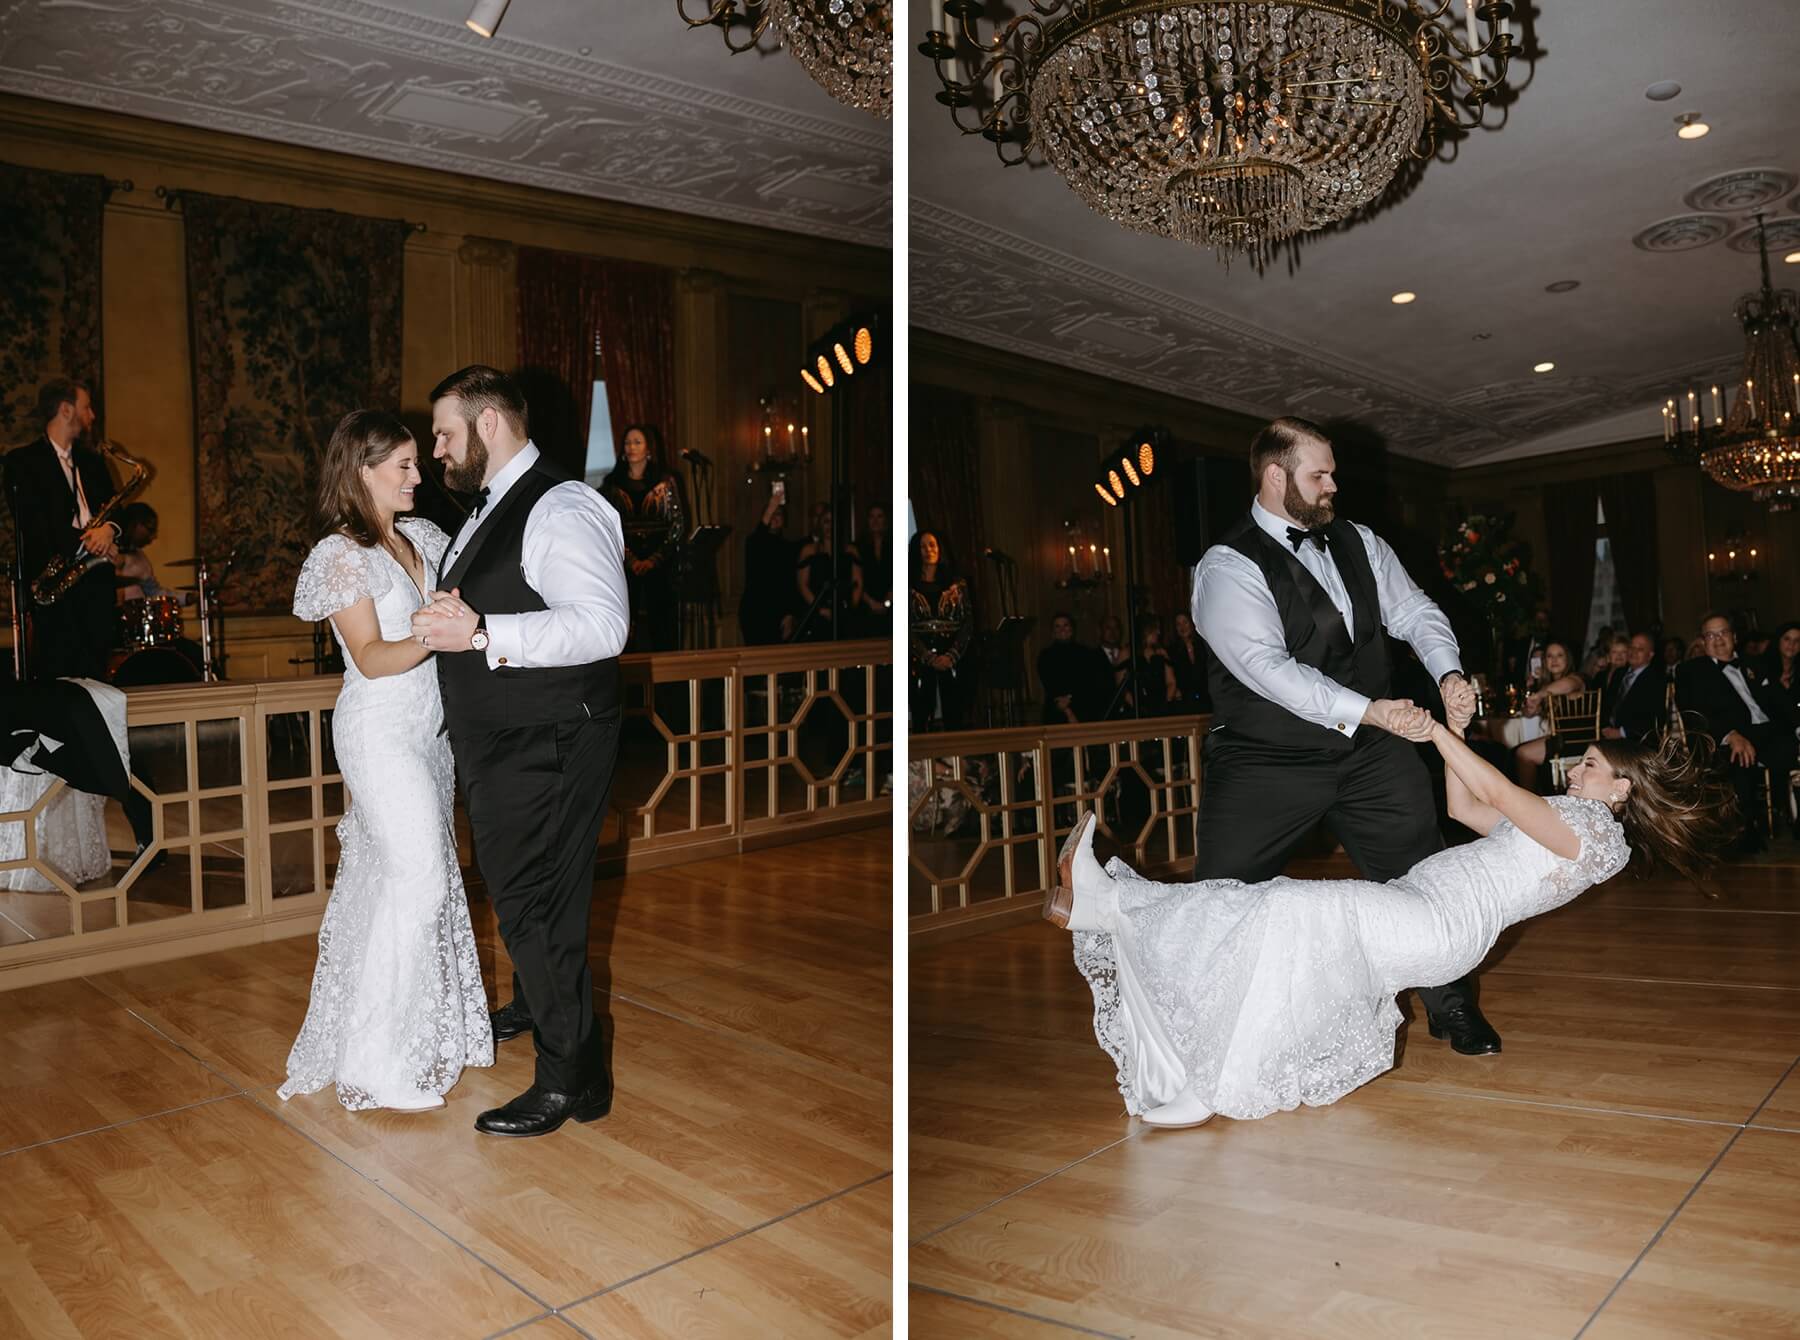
left=109, top=552, right=232, bottom=686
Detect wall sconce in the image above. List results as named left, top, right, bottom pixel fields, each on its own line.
left=1706, top=530, right=1760, bottom=583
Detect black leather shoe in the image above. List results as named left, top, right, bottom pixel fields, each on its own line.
left=133, top=842, right=168, bottom=876
left=473, top=1082, right=611, bottom=1138
left=489, top=999, right=533, bottom=1043
left=1427, top=1001, right=1502, bottom=1055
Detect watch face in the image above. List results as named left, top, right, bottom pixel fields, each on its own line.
left=471, top=630, right=489, bottom=651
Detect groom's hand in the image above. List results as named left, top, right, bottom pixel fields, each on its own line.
left=411, top=587, right=480, bottom=652
left=1366, top=697, right=1429, bottom=738
left=1440, top=673, right=1477, bottom=728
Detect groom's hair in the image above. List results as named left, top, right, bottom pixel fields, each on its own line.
left=429, top=365, right=529, bottom=440
left=1248, top=416, right=1328, bottom=486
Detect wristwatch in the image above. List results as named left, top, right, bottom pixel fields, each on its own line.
left=469, top=614, right=489, bottom=654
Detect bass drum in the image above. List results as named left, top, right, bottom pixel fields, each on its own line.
left=110, top=646, right=202, bottom=687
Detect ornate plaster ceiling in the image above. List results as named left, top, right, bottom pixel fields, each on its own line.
left=909, top=0, right=1800, bottom=465
left=0, top=0, right=891, bottom=246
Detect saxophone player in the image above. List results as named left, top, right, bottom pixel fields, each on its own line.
left=4, top=378, right=121, bottom=680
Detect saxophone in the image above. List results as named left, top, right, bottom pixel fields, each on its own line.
left=31, top=439, right=151, bottom=607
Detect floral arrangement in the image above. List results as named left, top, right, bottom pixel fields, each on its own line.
left=1438, top=512, right=1543, bottom=638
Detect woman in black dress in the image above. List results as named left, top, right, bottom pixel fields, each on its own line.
left=909, top=530, right=972, bottom=730
left=598, top=423, right=683, bottom=651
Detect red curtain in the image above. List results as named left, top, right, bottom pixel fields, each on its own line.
left=1596, top=471, right=1659, bottom=635
left=515, top=248, right=675, bottom=478
left=1542, top=482, right=1599, bottom=646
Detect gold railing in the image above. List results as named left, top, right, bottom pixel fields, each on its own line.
left=0, top=639, right=890, bottom=989
left=908, top=714, right=1207, bottom=944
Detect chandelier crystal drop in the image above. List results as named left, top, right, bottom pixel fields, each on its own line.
left=921, top=0, right=1516, bottom=259
left=677, top=0, right=892, bottom=119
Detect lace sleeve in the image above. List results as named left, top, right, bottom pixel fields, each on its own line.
left=293, top=535, right=388, bottom=622
left=397, top=517, right=450, bottom=576
left=1547, top=795, right=1631, bottom=887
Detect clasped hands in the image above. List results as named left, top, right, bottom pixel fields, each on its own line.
left=410, top=587, right=479, bottom=653
left=1367, top=674, right=1477, bottom=743
left=79, top=523, right=118, bottom=562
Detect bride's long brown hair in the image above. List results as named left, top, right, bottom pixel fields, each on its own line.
left=1593, top=733, right=1740, bottom=884
left=315, top=409, right=414, bottom=564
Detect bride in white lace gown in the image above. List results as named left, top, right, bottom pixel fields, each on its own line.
left=278, top=411, right=494, bottom=1112
left=1050, top=702, right=1735, bottom=1129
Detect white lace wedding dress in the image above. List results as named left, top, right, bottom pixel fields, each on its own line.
left=278, top=519, right=494, bottom=1111
left=1073, top=795, right=1630, bottom=1121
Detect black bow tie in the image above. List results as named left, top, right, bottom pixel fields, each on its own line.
left=469, top=486, right=491, bottom=517
left=1286, top=525, right=1328, bottom=553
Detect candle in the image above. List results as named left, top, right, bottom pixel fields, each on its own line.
left=1067, top=545, right=1076, bottom=579
left=1712, top=385, right=1722, bottom=423
left=1466, top=0, right=1479, bottom=51
left=1687, top=389, right=1696, bottom=432
left=1663, top=402, right=1673, bottom=442
left=800, top=425, right=809, bottom=459
left=786, top=422, right=795, bottom=453
left=929, top=0, right=945, bottom=34
left=1102, top=545, right=1112, bottom=576
left=1747, top=379, right=1755, bottom=417
left=992, top=60, right=1004, bottom=105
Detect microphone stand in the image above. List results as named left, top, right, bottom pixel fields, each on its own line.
left=5, top=470, right=27, bottom=682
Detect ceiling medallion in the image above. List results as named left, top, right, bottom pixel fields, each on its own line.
left=1660, top=216, right=1800, bottom=511
left=1683, top=168, right=1798, bottom=215
left=919, top=0, right=1517, bottom=262
left=676, top=0, right=892, bottom=119
left=1631, top=215, right=1733, bottom=253
left=1727, top=216, right=1800, bottom=255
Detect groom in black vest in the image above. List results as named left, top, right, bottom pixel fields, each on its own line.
left=414, top=366, right=631, bottom=1136
left=1192, top=417, right=1501, bottom=1055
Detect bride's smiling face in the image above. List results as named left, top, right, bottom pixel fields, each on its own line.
left=361, top=442, right=421, bottom=519
left=1565, top=746, right=1630, bottom=809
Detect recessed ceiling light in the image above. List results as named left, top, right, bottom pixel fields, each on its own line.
left=1786, top=251, right=1800, bottom=264
left=1533, top=361, right=1556, bottom=373
left=579, top=46, right=592, bottom=55
left=466, top=0, right=509, bottom=37
left=1390, top=291, right=1416, bottom=304
left=1645, top=80, right=1682, bottom=102
left=1675, top=112, right=1710, bottom=140
left=1545, top=279, right=1581, bottom=294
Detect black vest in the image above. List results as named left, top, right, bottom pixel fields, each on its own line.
left=434, top=458, right=620, bottom=735
left=1203, top=513, right=1392, bottom=753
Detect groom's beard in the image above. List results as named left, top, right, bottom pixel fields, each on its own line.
left=443, top=431, right=489, bottom=493
left=1284, top=473, right=1335, bottom=529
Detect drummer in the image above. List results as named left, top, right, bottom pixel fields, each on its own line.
left=113, top=503, right=191, bottom=607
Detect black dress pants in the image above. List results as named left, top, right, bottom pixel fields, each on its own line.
left=28, top=570, right=114, bottom=681
left=1731, top=721, right=1797, bottom=838
left=1194, top=725, right=1476, bottom=1017
left=456, top=710, right=621, bottom=1093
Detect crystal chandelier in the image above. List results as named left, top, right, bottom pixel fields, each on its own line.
left=920, top=0, right=1517, bottom=260
left=676, top=0, right=892, bottom=119
left=1660, top=216, right=1800, bottom=512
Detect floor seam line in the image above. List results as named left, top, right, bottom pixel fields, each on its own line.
left=1404, top=1087, right=1752, bottom=1130
left=238, top=1089, right=560, bottom=1320
left=1572, top=1055, right=1800, bottom=1339
left=0, top=1092, right=239, bottom=1160
left=1484, top=968, right=1800, bottom=993
left=909, top=1285, right=1129, bottom=1339
left=911, top=1131, right=1140, bottom=1246
left=556, top=1170, right=892, bottom=1312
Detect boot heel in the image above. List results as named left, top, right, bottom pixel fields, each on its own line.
left=1043, top=885, right=1073, bottom=929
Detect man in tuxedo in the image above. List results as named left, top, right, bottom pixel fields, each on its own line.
left=1192, top=417, right=1500, bottom=1055
left=1602, top=632, right=1667, bottom=742
left=412, top=365, right=631, bottom=1137
left=1676, top=613, right=1797, bottom=849
left=4, top=379, right=120, bottom=680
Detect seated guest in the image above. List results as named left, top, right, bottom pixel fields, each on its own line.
left=1602, top=632, right=1667, bottom=741
left=1661, top=635, right=1686, bottom=681
left=1763, top=621, right=1800, bottom=716
left=1582, top=626, right=1617, bottom=683
left=1501, top=639, right=1586, bottom=787
left=1506, top=606, right=1554, bottom=686
left=1166, top=610, right=1210, bottom=710
left=1677, top=612, right=1798, bottom=849
left=855, top=504, right=892, bottom=621
left=1590, top=634, right=1628, bottom=691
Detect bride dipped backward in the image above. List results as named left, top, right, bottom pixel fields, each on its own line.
left=1399, top=698, right=1739, bottom=884
left=314, top=411, right=456, bottom=678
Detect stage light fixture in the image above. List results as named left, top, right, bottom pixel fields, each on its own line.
left=1122, top=457, right=1141, bottom=487
left=833, top=341, right=855, bottom=376
left=816, top=354, right=835, bottom=389
left=1108, top=469, right=1125, bottom=498
left=854, top=325, right=874, bottom=364
left=1095, top=482, right=1118, bottom=506
left=800, top=367, right=825, bottom=395
left=1137, top=439, right=1156, bottom=477
left=466, top=0, right=511, bottom=37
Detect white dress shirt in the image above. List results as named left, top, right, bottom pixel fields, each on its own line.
left=1192, top=498, right=1462, bottom=738
left=1717, top=660, right=1772, bottom=727
left=440, top=442, right=631, bottom=671
left=52, top=442, right=92, bottom=528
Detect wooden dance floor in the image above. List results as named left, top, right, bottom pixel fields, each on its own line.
left=0, top=830, right=891, bottom=1338
left=911, top=841, right=1800, bottom=1339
